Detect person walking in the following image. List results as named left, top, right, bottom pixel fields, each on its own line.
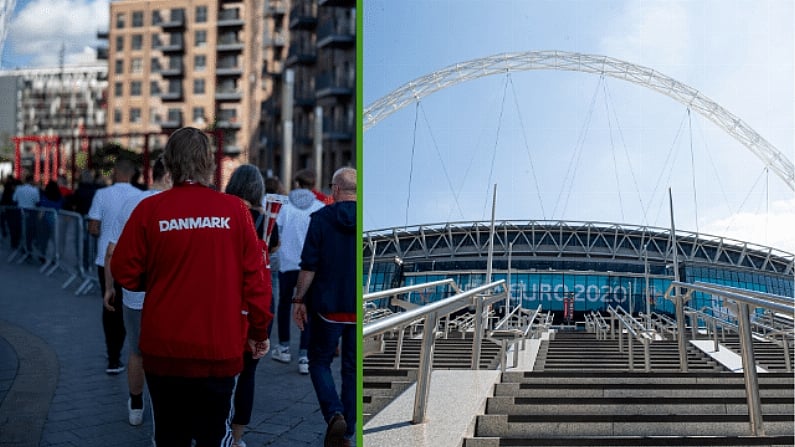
left=293, top=167, right=357, bottom=447
left=87, top=158, right=140, bottom=374
left=111, top=127, right=272, bottom=446
left=273, top=170, right=324, bottom=374
left=103, top=158, right=171, bottom=425
left=224, top=164, right=274, bottom=447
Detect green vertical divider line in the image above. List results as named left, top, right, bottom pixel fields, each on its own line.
left=355, top=0, right=364, bottom=445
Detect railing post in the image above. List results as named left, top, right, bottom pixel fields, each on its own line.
left=412, top=311, right=438, bottom=424
left=471, top=296, right=484, bottom=370
left=394, top=328, right=405, bottom=369
left=675, top=293, right=688, bottom=372
left=782, top=335, right=792, bottom=373
left=627, top=330, right=634, bottom=371
left=643, top=339, right=651, bottom=372
left=736, top=302, right=765, bottom=436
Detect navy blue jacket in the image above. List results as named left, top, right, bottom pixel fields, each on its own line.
left=300, top=200, right=356, bottom=317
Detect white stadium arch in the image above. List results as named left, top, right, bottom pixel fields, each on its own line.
left=364, top=51, right=794, bottom=191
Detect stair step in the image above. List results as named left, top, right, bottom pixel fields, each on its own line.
left=463, top=435, right=795, bottom=446
left=474, top=414, right=794, bottom=437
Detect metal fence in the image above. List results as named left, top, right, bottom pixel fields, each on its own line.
left=1, top=205, right=99, bottom=295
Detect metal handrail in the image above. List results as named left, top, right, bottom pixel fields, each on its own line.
left=607, top=305, right=652, bottom=371
left=671, top=281, right=795, bottom=436
left=363, top=278, right=459, bottom=303
left=363, top=280, right=506, bottom=424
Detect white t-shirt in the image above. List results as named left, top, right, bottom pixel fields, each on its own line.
left=87, top=182, right=141, bottom=267
left=108, top=189, right=162, bottom=310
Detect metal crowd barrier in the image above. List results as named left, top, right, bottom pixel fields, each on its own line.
left=363, top=280, right=507, bottom=424
left=1, top=206, right=99, bottom=296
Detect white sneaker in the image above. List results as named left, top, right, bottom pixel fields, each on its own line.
left=298, top=357, right=309, bottom=374
left=128, top=398, right=144, bottom=426
left=271, top=345, right=291, bottom=363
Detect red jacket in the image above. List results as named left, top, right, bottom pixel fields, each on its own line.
left=112, top=183, right=272, bottom=377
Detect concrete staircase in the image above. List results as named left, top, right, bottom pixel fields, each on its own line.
left=720, top=337, right=794, bottom=372
left=363, top=336, right=502, bottom=422
left=462, top=331, right=795, bottom=447
left=535, top=331, right=724, bottom=372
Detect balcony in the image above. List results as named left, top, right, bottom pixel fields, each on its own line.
left=216, top=64, right=243, bottom=76
left=160, top=63, right=183, bottom=77
left=289, top=5, right=317, bottom=30
left=216, top=111, right=241, bottom=129
left=323, top=119, right=353, bottom=141
left=286, top=46, right=317, bottom=66
left=265, top=0, right=286, bottom=17
left=318, top=0, right=355, bottom=6
left=315, top=73, right=354, bottom=99
left=159, top=35, right=184, bottom=53
left=160, top=113, right=183, bottom=128
left=160, top=89, right=182, bottom=102
left=294, top=90, right=315, bottom=107
left=218, top=9, right=244, bottom=27
left=160, top=11, right=185, bottom=29
left=215, top=89, right=242, bottom=101
left=263, top=31, right=286, bottom=48
left=316, top=21, right=354, bottom=48
left=217, top=37, right=244, bottom=52
left=97, top=30, right=109, bottom=39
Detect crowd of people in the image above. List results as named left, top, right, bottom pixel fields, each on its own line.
left=0, top=127, right=357, bottom=447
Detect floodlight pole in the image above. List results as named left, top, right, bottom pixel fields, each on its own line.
left=670, top=188, right=688, bottom=372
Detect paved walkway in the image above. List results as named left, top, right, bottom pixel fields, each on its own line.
left=0, top=248, right=335, bottom=447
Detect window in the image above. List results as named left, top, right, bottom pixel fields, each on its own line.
left=130, top=108, right=141, bottom=123
left=196, top=5, right=208, bottom=23
left=151, top=57, right=162, bottom=72
left=192, top=106, right=205, bottom=122
left=131, top=81, right=142, bottom=96
left=131, top=34, right=143, bottom=50
left=151, top=34, right=162, bottom=49
left=115, top=36, right=124, bottom=52
left=167, top=79, right=181, bottom=94
left=151, top=10, right=162, bottom=25
left=114, top=108, right=122, bottom=123
left=132, top=11, right=144, bottom=27
left=150, top=81, right=161, bottom=96
left=193, top=78, right=205, bottom=94
left=195, top=30, right=207, bottom=47
left=194, top=55, right=206, bottom=71
left=116, top=13, right=125, bottom=29
left=114, top=59, right=124, bottom=74
left=131, top=58, right=143, bottom=73
left=167, top=108, right=181, bottom=122
left=114, top=82, right=123, bottom=96
left=150, top=107, right=161, bottom=124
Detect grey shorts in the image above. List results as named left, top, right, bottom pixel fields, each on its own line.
left=123, top=306, right=142, bottom=356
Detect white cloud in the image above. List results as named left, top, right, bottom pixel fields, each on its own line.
left=701, top=196, right=795, bottom=254
left=6, top=0, right=109, bottom=67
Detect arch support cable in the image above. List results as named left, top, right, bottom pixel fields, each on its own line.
left=365, top=51, right=794, bottom=191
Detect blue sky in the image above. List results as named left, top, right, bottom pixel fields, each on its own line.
left=363, top=0, right=795, bottom=253
left=1, top=0, right=108, bottom=69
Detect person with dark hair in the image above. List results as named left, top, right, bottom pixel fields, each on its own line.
left=64, top=170, right=100, bottom=215
left=111, top=128, right=272, bottom=446
left=87, top=158, right=140, bottom=375
left=293, top=167, right=357, bottom=447
left=13, top=173, right=41, bottom=254
left=1, top=177, right=21, bottom=248
left=38, top=180, right=64, bottom=209
left=36, top=180, right=64, bottom=260
left=103, top=157, right=171, bottom=425
left=224, top=163, right=274, bottom=447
